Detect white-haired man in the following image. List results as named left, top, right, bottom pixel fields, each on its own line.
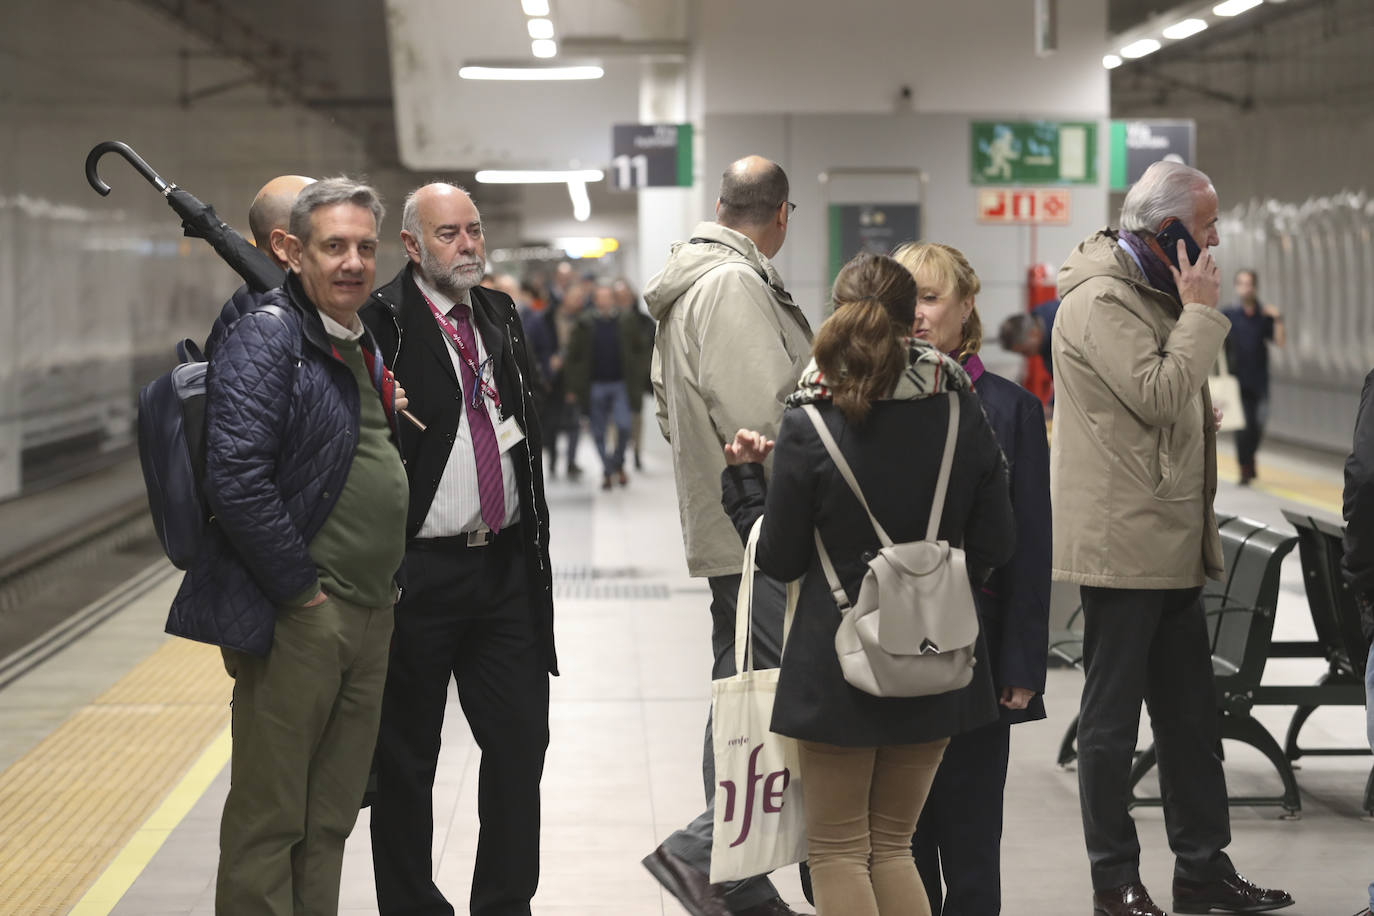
left=1051, top=161, right=1293, bottom=916
left=362, top=183, right=554, bottom=916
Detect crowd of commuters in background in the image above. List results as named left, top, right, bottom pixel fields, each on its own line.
left=481, top=263, right=655, bottom=490
left=173, top=149, right=1326, bottom=916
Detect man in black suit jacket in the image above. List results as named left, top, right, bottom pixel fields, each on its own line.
left=361, top=182, right=556, bottom=916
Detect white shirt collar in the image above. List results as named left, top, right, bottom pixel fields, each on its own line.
left=317, top=308, right=364, bottom=341
left=413, top=271, right=472, bottom=316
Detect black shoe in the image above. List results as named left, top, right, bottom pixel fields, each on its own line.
left=1173, top=873, right=1294, bottom=913
left=733, top=898, right=799, bottom=915
left=567, top=463, right=583, bottom=481
left=1093, top=882, right=1166, bottom=916
left=641, top=845, right=730, bottom=916
left=602, top=474, right=614, bottom=491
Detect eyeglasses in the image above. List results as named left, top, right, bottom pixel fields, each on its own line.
left=785, top=201, right=797, bottom=217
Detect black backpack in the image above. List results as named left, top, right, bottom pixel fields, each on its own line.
left=137, top=304, right=288, bottom=568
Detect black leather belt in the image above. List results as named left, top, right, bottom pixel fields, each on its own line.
left=413, top=523, right=520, bottom=550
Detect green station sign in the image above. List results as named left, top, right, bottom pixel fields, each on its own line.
left=970, top=121, right=1097, bottom=185
left=610, top=123, right=694, bottom=190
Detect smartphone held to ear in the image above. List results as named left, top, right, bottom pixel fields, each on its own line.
left=1155, top=218, right=1202, bottom=270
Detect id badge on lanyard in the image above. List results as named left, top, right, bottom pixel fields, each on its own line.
left=423, top=294, right=503, bottom=412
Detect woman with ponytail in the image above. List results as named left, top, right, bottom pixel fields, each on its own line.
left=719, top=252, right=1015, bottom=916
left=893, top=242, right=1052, bottom=916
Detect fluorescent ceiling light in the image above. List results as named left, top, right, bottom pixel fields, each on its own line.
left=521, top=0, right=550, bottom=15
left=567, top=180, right=591, bottom=222
left=531, top=38, right=557, bottom=58
left=1102, top=53, right=1123, bottom=69
left=1162, top=18, right=1208, bottom=39
left=475, top=169, right=605, bottom=184
left=1120, top=38, right=1162, bottom=58
left=527, top=18, right=554, bottom=39
left=1213, top=0, right=1263, bottom=15
left=459, top=65, right=603, bottom=80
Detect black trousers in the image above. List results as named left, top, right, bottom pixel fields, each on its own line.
left=1077, top=586, right=1233, bottom=891
left=1234, top=389, right=1268, bottom=469
left=371, top=530, right=550, bottom=916
left=912, top=718, right=1011, bottom=915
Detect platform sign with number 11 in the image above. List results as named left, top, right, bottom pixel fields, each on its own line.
left=610, top=124, right=694, bottom=190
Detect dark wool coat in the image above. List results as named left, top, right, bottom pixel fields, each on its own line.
left=722, top=392, right=1016, bottom=747
left=971, top=369, right=1052, bottom=725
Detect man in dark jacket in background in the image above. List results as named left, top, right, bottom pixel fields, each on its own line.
left=563, top=282, right=650, bottom=489
left=362, top=182, right=555, bottom=916
left=1342, top=367, right=1374, bottom=916
left=204, top=174, right=313, bottom=355
left=198, top=177, right=409, bottom=915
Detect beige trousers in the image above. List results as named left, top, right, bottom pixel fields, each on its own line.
left=798, top=738, right=950, bottom=916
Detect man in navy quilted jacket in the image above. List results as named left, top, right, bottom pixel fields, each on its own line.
left=203, top=177, right=409, bottom=915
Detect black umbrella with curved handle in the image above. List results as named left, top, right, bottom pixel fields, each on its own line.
left=85, top=140, right=285, bottom=293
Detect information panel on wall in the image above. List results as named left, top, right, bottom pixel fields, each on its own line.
left=610, top=123, right=694, bottom=190
left=1109, top=119, right=1196, bottom=191
left=970, top=121, right=1097, bottom=185
left=827, top=204, right=921, bottom=282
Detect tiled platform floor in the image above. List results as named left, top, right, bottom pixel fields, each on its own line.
left=3, top=431, right=1372, bottom=915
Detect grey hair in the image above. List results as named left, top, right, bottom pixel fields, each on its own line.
left=401, top=182, right=475, bottom=237
left=288, top=177, right=384, bottom=243
left=1119, top=160, right=1214, bottom=234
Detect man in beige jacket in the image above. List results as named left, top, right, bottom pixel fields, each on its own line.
left=1051, top=161, right=1292, bottom=916
left=641, top=156, right=813, bottom=916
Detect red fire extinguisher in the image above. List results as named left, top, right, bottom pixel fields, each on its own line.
left=1023, top=263, right=1056, bottom=409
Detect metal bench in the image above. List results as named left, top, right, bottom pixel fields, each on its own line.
left=1053, top=513, right=1243, bottom=767
left=1054, top=517, right=1301, bottom=815
left=1275, top=510, right=1373, bottom=814
left=1126, top=518, right=1299, bottom=814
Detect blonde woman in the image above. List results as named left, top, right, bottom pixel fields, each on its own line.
left=720, top=252, right=1014, bottom=915
left=893, top=242, right=1051, bottom=916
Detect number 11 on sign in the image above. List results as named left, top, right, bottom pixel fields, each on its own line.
left=613, top=154, right=648, bottom=189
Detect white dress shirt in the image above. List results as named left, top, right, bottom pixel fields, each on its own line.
left=413, top=274, right=521, bottom=537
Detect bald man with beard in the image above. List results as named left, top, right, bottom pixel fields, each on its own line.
left=204, top=175, right=314, bottom=354
left=361, top=182, right=554, bottom=916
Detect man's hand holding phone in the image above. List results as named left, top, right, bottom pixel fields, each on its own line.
left=1168, top=239, right=1220, bottom=309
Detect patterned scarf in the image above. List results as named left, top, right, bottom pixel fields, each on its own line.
left=1118, top=230, right=1181, bottom=305
left=785, top=338, right=971, bottom=409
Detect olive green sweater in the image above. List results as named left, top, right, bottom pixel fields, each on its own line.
left=299, top=335, right=408, bottom=609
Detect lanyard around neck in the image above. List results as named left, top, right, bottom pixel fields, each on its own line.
left=422, top=292, right=501, bottom=409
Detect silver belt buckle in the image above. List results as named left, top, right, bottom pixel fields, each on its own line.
left=466, top=527, right=492, bottom=547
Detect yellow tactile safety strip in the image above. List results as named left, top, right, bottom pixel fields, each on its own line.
left=1216, top=451, right=1343, bottom=516
left=0, top=638, right=231, bottom=915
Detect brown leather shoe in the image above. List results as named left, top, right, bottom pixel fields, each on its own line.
left=1173, top=873, right=1294, bottom=913
left=733, top=898, right=799, bottom=915
left=642, top=845, right=730, bottom=916
left=1093, top=882, right=1167, bottom=916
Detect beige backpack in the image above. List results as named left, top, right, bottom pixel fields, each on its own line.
left=802, top=392, right=980, bottom=698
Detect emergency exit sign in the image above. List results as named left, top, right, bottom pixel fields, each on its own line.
left=970, top=121, right=1097, bottom=185
left=977, top=189, right=1071, bottom=225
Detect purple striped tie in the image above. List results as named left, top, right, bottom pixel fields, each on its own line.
left=451, top=302, right=505, bottom=533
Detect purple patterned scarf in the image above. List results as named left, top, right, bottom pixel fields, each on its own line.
left=1118, top=230, right=1181, bottom=306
